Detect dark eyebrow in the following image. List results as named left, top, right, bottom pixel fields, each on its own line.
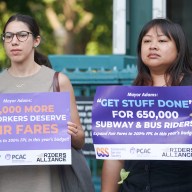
left=5, top=31, right=31, bottom=34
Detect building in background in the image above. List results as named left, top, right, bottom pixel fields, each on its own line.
left=113, top=0, right=192, bottom=56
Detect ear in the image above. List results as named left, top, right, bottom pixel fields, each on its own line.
left=34, top=35, right=41, bottom=48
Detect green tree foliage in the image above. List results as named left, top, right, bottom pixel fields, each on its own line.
left=0, top=0, right=113, bottom=69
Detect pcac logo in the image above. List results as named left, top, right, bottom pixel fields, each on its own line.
left=130, top=147, right=151, bottom=154
left=96, top=147, right=109, bottom=157
left=12, top=154, right=26, bottom=160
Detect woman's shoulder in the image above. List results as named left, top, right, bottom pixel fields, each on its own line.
left=0, top=69, right=9, bottom=78
left=180, top=72, right=192, bottom=85
left=40, top=65, right=55, bottom=74
left=56, top=71, right=72, bottom=92
left=40, top=65, right=72, bottom=91
left=38, top=65, right=56, bottom=80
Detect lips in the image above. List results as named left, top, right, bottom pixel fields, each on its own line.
left=148, top=53, right=160, bottom=59
left=10, top=49, right=21, bottom=55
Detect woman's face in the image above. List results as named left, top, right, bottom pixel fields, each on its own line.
left=141, top=27, right=178, bottom=73
left=3, top=21, right=39, bottom=64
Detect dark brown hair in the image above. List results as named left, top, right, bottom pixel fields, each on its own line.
left=133, top=18, right=192, bottom=86
left=3, top=13, right=52, bottom=68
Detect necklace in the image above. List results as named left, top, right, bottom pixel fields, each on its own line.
left=8, top=64, right=41, bottom=88
left=16, top=82, right=25, bottom=88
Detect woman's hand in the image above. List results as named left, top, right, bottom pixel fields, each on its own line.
left=58, top=73, right=85, bottom=149
left=67, top=121, right=85, bottom=149
left=67, top=121, right=79, bottom=137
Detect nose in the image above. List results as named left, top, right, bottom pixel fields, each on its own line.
left=11, top=34, right=19, bottom=44
left=149, top=40, right=158, bottom=50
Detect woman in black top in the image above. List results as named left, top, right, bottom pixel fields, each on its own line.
left=102, top=18, right=192, bottom=192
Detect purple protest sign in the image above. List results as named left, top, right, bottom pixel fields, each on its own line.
left=0, top=92, right=71, bottom=165
left=92, top=86, right=192, bottom=160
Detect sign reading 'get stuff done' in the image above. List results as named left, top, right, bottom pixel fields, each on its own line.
left=92, top=86, right=192, bottom=161
left=0, top=92, right=71, bottom=166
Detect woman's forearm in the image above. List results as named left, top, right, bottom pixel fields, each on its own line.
left=102, top=160, right=124, bottom=192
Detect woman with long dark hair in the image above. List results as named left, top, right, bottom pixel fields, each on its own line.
left=0, top=13, right=94, bottom=192
left=102, top=18, right=192, bottom=192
